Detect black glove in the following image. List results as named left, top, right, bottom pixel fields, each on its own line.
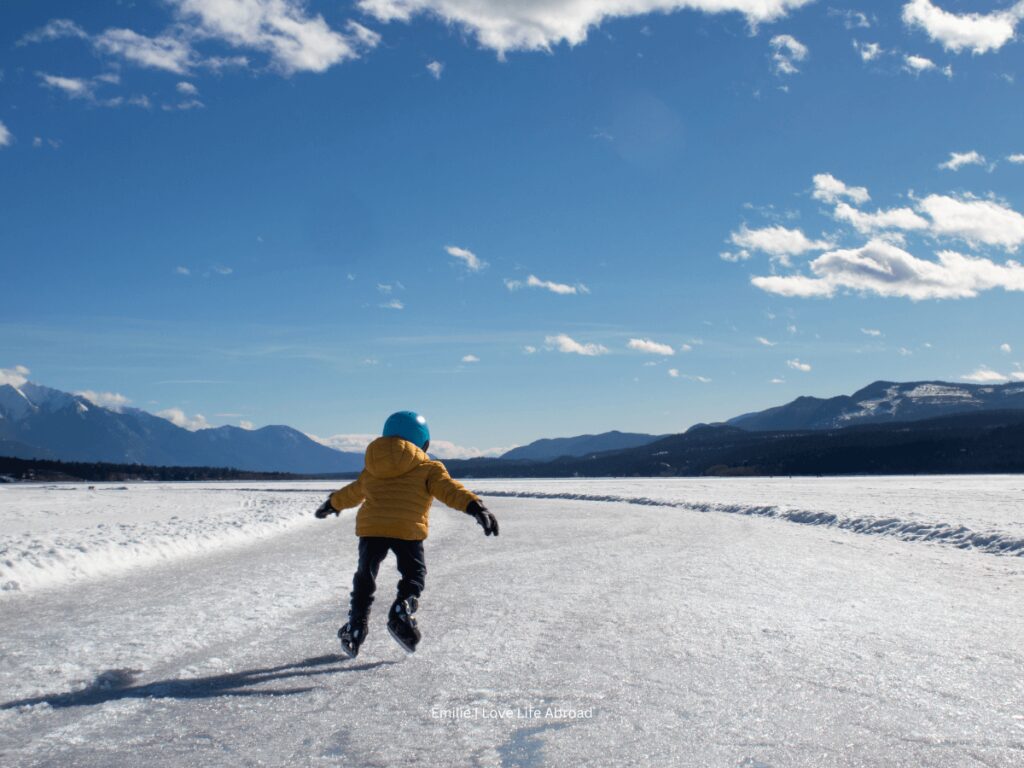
left=466, top=500, right=499, bottom=536
left=314, top=498, right=338, bottom=519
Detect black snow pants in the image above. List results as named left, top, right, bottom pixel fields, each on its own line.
left=349, top=536, right=426, bottom=625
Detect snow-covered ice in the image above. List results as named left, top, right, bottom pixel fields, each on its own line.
left=0, top=477, right=1021, bottom=766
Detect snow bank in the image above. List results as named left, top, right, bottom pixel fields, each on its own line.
left=0, top=486, right=328, bottom=594
left=477, top=489, right=1024, bottom=556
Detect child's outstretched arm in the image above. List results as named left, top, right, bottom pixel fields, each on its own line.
left=426, top=464, right=499, bottom=536
left=314, top=473, right=367, bottom=519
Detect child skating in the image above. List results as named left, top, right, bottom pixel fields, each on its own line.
left=314, top=411, right=499, bottom=657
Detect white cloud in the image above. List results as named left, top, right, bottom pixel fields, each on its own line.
left=853, top=40, right=882, bottom=61
left=157, top=407, right=211, bottom=431
left=176, top=266, right=191, bottom=276
left=95, top=28, right=195, bottom=73
left=753, top=239, right=1024, bottom=300
left=0, top=365, right=31, bottom=387
left=380, top=299, right=404, bottom=309
left=770, top=377, right=785, bottom=384
left=506, top=274, right=588, bottom=295
left=309, top=433, right=377, bottom=452
left=903, top=53, right=937, bottom=72
left=812, top=174, right=871, bottom=205
left=426, top=60, right=443, bottom=79
left=18, top=19, right=89, bottom=45
left=787, top=358, right=812, bottom=372
left=172, top=0, right=378, bottom=74
left=0, top=121, right=11, bottom=148
left=76, top=390, right=131, bottom=411
left=311, top=431, right=513, bottom=459
left=719, top=249, right=751, bottom=262
left=38, top=73, right=93, bottom=98
left=730, top=224, right=831, bottom=266
left=960, top=366, right=1024, bottom=383
left=769, top=34, right=808, bottom=75
left=668, top=369, right=711, bottom=382
left=239, top=420, right=256, bottom=430
left=861, top=328, right=883, bottom=337
left=627, top=338, right=674, bottom=356
left=427, top=440, right=517, bottom=459
left=446, top=245, right=485, bottom=272
left=902, top=0, right=1024, bottom=55
left=545, top=334, right=608, bottom=356
left=833, top=202, right=928, bottom=233
left=833, top=9, right=872, bottom=29
left=461, top=354, right=480, bottom=363
left=756, top=336, right=776, bottom=346
left=918, top=194, right=1024, bottom=251
left=523, top=345, right=538, bottom=354
left=358, top=1, right=815, bottom=56
left=1008, top=154, right=1024, bottom=164
left=211, top=265, right=233, bottom=275
left=1000, top=343, right=1012, bottom=353
left=939, top=150, right=986, bottom=171
left=177, top=81, right=199, bottom=95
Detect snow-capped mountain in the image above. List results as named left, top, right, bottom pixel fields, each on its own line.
left=727, top=380, right=1024, bottom=431
left=0, top=381, right=364, bottom=474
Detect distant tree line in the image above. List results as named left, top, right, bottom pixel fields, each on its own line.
left=0, top=456, right=314, bottom=482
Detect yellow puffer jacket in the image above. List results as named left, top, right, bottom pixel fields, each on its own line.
left=328, top=436, right=480, bottom=541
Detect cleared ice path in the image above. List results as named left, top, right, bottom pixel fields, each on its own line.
left=1, top=493, right=1021, bottom=767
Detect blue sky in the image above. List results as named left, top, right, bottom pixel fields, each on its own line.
left=3, top=1, right=1024, bottom=455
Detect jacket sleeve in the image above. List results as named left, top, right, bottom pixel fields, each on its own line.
left=426, top=462, right=480, bottom=512
left=329, top=472, right=367, bottom=511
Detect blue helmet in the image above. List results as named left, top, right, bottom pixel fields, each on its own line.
left=382, top=411, right=430, bottom=450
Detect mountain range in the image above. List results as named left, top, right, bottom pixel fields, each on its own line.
left=0, top=382, right=364, bottom=474
left=4, top=378, right=1024, bottom=475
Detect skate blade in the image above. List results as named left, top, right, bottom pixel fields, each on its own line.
left=337, top=634, right=359, bottom=659
left=387, top=624, right=418, bottom=654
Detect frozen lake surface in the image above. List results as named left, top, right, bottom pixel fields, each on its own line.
left=0, top=476, right=1021, bottom=766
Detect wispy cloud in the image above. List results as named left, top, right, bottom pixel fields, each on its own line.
left=812, top=173, right=870, bottom=205
left=380, top=299, right=404, bottom=310
left=939, top=150, right=986, bottom=171
left=961, top=366, right=1024, bottom=383
left=505, top=274, right=588, bottom=295
left=769, top=34, right=808, bottom=75
left=95, top=28, right=194, bottom=73
left=786, top=358, right=812, bottom=372
left=157, top=407, right=211, bottom=431
left=426, top=60, right=443, bottom=79
left=730, top=224, right=831, bottom=267
left=446, top=245, right=485, bottom=272
left=627, top=338, right=674, bottom=356
left=38, top=72, right=93, bottom=99
left=18, top=18, right=88, bottom=46
left=756, top=336, right=776, bottom=346
left=545, top=333, right=608, bottom=356
left=76, top=390, right=131, bottom=411
left=853, top=40, right=883, bottom=61
left=0, top=364, right=31, bottom=387
left=0, top=121, right=12, bottom=148
left=861, top=328, right=883, bottom=337
left=461, top=354, right=480, bottom=363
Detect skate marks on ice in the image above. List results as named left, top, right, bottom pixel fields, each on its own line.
left=495, top=721, right=572, bottom=768
left=1, top=655, right=397, bottom=711
left=479, top=490, right=1024, bottom=556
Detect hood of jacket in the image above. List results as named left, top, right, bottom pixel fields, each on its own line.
left=364, top=436, right=430, bottom=479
